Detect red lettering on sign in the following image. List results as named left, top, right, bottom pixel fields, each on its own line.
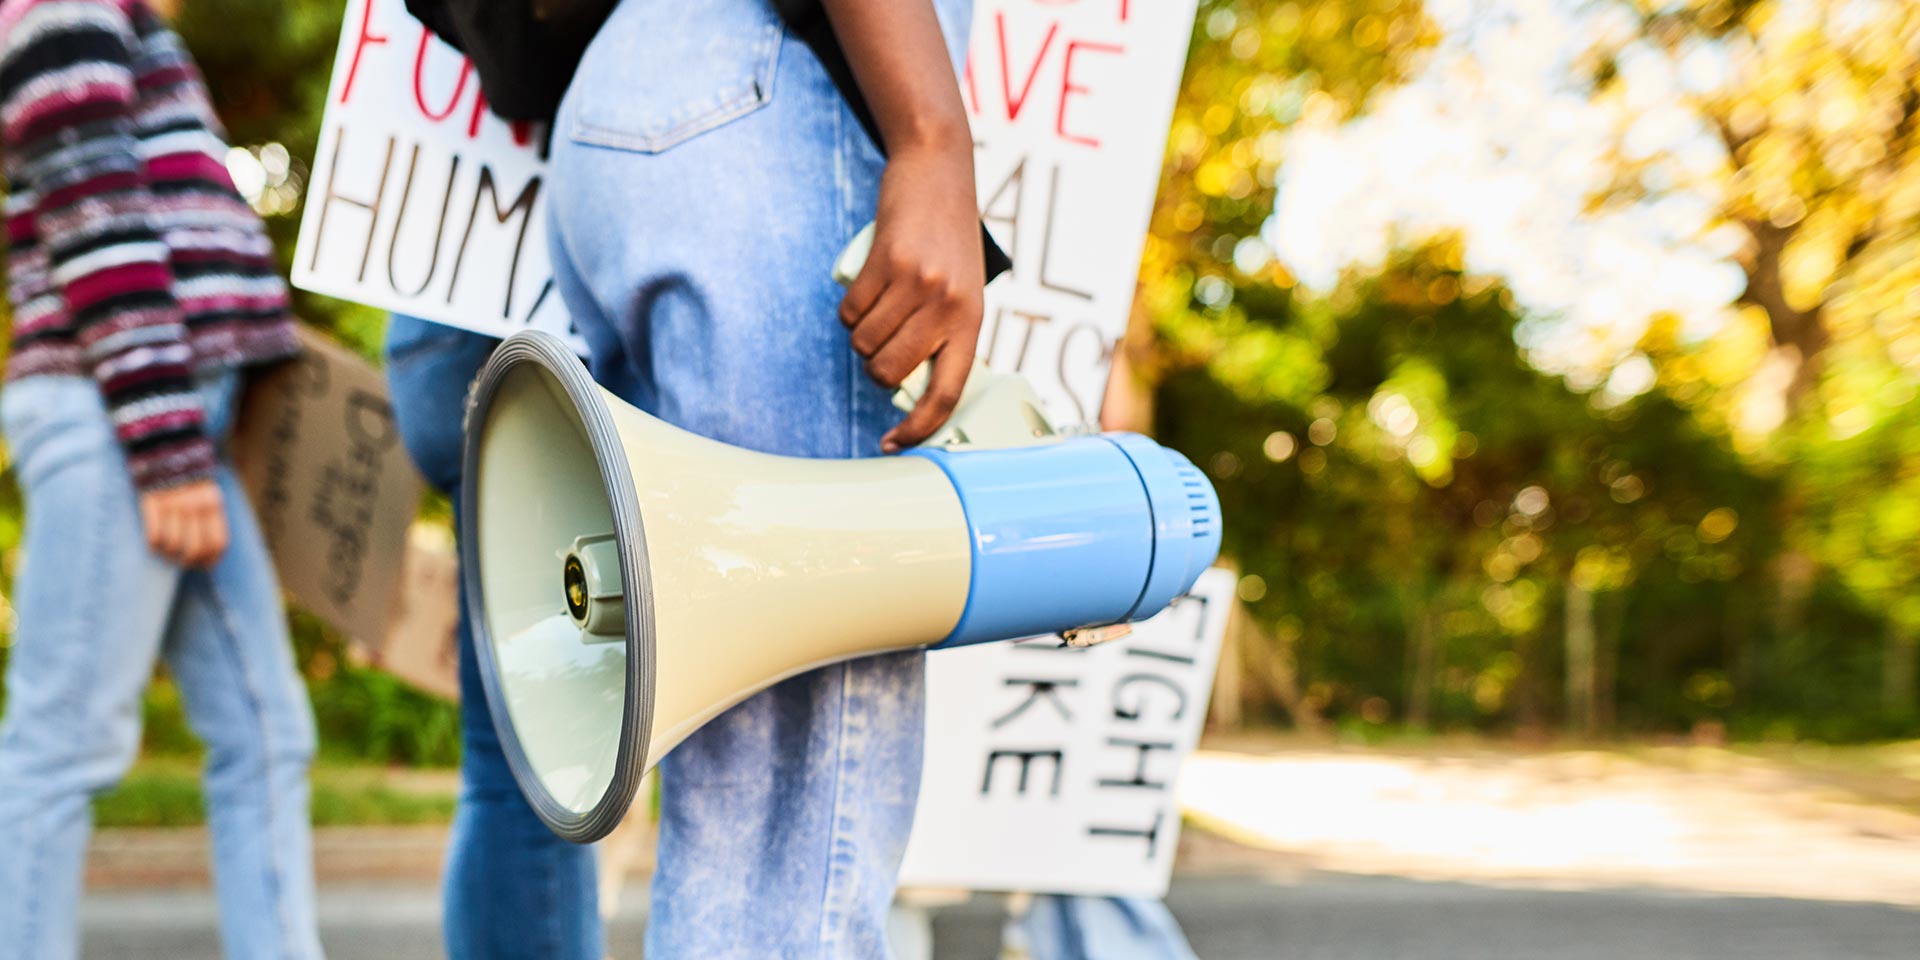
left=470, top=90, right=488, bottom=138
left=1034, top=0, right=1131, bottom=23
left=963, top=55, right=981, bottom=116
left=339, top=0, right=390, bottom=105
left=996, top=13, right=1059, bottom=122
left=464, top=90, right=536, bottom=147
left=414, top=29, right=474, bottom=122
left=1056, top=40, right=1122, bottom=148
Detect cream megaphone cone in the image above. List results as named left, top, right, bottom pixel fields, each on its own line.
left=463, top=244, right=1222, bottom=844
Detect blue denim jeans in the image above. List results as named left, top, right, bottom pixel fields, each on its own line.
left=383, top=314, right=603, bottom=960
left=547, top=1, right=971, bottom=955
left=1019, top=896, right=1199, bottom=960
left=0, top=372, right=321, bottom=960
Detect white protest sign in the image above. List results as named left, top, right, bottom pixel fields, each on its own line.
left=900, top=568, right=1232, bottom=898
left=292, top=0, right=1196, bottom=397
left=965, top=0, right=1199, bottom=427
left=293, top=0, right=576, bottom=346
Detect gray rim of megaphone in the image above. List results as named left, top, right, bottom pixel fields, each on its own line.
left=458, top=330, right=656, bottom=845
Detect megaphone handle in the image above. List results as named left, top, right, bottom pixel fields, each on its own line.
left=891, top=361, right=934, bottom=414
left=830, top=222, right=877, bottom=287
left=831, top=222, right=967, bottom=416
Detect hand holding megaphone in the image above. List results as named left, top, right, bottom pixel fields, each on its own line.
left=835, top=222, right=1058, bottom=451
left=831, top=220, right=986, bottom=453
left=459, top=232, right=1224, bottom=842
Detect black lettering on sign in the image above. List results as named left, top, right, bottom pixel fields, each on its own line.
left=992, top=677, right=1079, bottom=728
left=1039, top=163, right=1092, bottom=300
left=446, top=165, right=540, bottom=320
left=386, top=145, right=461, bottom=298
left=311, top=389, right=401, bottom=609
left=984, top=306, right=1051, bottom=373
left=1054, top=321, right=1115, bottom=425
left=1125, top=645, right=1194, bottom=666
left=523, top=277, right=557, bottom=328
left=1111, top=672, right=1186, bottom=723
left=345, top=387, right=401, bottom=449
left=253, top=352, right=333, bottom=544
left=981, top=748, right=1064, bottom=798
left=1096, top=736, right=1175, bottom=791
left=1088, top=811, right=1165, bottom=859
left=307, top=126, right=395, bottom=282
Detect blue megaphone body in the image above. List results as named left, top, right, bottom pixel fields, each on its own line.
left=906, top=418, right=1220, bottom=648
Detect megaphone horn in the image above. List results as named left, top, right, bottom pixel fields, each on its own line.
left=462, top=262, right=1222, bottom=846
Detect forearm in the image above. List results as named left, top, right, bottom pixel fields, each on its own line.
left=816, top=0, right=971, bottom=157
left=819, top=0, right=985, bottom=450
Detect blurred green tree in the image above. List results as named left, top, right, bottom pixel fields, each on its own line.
left=1157, top=241, right=1785, bottom=735
left=1576, top=0, right=1920, bottom=720
left=1137, top=0, right=1918, bottom=739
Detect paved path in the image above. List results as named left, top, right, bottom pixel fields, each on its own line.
left=1181, top=741, right=1920, bottom=907
left=78, top=873, right=1920, bottom=959
left=80, top=740, right=1920, bottom=956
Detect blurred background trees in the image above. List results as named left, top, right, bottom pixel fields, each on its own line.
left=1, top=0, right=1916, bottom=763
left=1140, top=0, right=1920, bottom=741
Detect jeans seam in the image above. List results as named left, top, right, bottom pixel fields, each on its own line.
left=193, top=573, right=301, bottom=958
left=834, top=78, right=859, bottom=460
left=815, top=662, right=855, bottom=956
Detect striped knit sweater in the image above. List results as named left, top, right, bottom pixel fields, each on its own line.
left=0, top=0, right=297, bottom=490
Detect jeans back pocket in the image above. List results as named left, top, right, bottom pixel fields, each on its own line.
left=566, top=0, right=784, bottom=155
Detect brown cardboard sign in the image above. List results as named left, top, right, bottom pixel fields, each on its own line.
left=231, top=325, right=458, bottom=700
left=380, top=523, right=462, bottom=701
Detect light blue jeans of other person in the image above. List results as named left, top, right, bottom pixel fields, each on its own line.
left=0, top=372, right=321, bottom=960
left=1017, top=896, right=1200, bottom=960
left=383, top=314, right=603, bottom=960
left=548, top=0, right=972, bottom=955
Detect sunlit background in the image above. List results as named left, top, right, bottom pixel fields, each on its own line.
left=1141, top=0, right=1920, bottom=743
left=0, top=0, right=1916, bottom=930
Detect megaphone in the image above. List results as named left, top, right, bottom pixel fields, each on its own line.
left=462, top=253, right=1222, bottom=845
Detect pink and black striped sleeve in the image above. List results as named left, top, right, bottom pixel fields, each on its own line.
left=3, top=0, right=212, bottom=490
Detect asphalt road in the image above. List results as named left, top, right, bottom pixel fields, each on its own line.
left=79, top=872, right=1920, bottom=959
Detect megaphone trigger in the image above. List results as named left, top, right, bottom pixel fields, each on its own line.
left=829, top=222, right=876, bottom=288
left=889, top=358, right=934, bottom=413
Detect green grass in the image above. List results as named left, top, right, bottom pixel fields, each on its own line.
left=95, top=757, right=458, bottom=828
